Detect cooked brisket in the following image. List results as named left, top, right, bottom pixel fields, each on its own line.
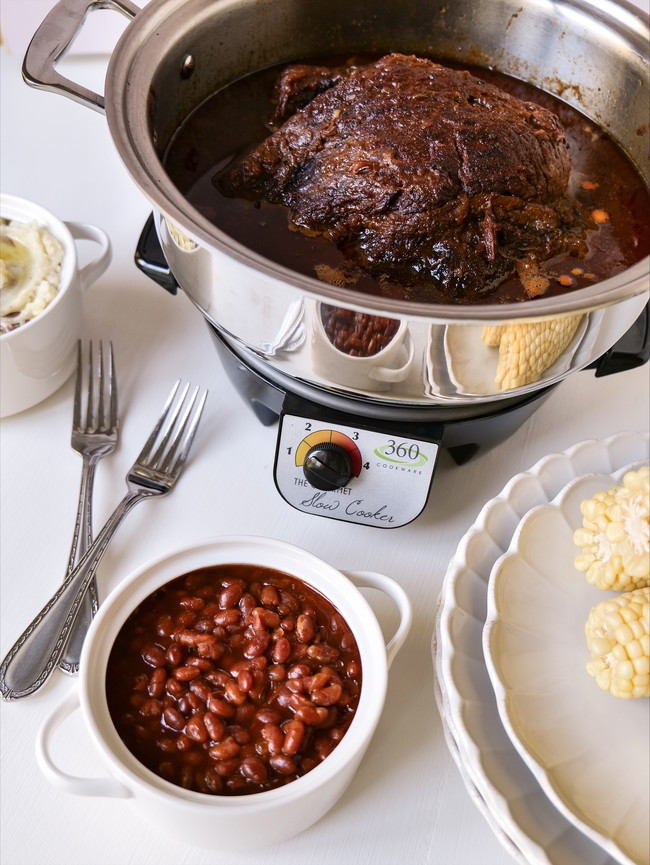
left=219, top=54, right=592, bottom=300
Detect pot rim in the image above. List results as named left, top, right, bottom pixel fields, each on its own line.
left=78, top=534, right=390, bottom=808
left=103, top=0, right=650, bottom=323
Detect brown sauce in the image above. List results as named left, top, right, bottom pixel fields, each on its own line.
left=164, top=58, right=649, bottom=305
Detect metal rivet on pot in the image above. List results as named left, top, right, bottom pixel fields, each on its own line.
left=181, top=55, right=195, bottom=80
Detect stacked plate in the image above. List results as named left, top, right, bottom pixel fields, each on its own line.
left=434, top=430, right=649, bottom=865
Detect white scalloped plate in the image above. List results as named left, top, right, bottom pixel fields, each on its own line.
left=484, top=468, right=649, bottom=865
left=434, top=431, right=650, bottom=865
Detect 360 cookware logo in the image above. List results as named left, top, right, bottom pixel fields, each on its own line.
left=373, top=440, right=429, bottom=468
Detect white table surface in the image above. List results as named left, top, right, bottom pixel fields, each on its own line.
left=1, top=10, right=649, bottom=865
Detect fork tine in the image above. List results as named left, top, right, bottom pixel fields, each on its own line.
left=166, top=388, right=208, bottom=476
left=97, top=341, right=106, bottom=431
left=85, top=342, right=95, bottom=430
left=135, top=380, right=182, bottom=464
left=149, top=382, right=192, bottom=469
left=73, top=341, right=119, bottom=434
left=158, top=385, right=203, bottom=474
left=95, top=341, right=116, bottom=433
left=72, top=340, right=83, bottom=430
left=108, top=342, right=118, bottom=432
left=137, top=382, right=207, bottom=475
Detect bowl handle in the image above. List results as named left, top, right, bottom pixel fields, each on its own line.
left=22, top=0, right=141, bottom=113
left=342, top=571, right=412, bottom=668
left=36, top=688, right=131, bottom=799
left=368, top=331, right=415, bottom=383
left=66, top=222, right=112, bottom=292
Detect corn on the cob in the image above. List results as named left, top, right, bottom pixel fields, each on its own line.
left=167, top=220, right=197, bottom=251
left=481, top=314, right=583, bottom=390
left=481, top=324, right=507, bottom=347
left=574, top=466, right=650, bottom=592
left=584, top=586, right=649, bottom=699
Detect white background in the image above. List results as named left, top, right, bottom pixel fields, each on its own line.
left=1, top=1, right=648, bottom=864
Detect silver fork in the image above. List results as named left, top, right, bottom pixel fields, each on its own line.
left=59, top=341, right=119, bottom=675
left=0, top=380, right=208, bottom=700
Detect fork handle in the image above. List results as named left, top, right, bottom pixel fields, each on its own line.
left=0, top=489, right=150, bottom=700
left=59, top=455, right=101, bottom=675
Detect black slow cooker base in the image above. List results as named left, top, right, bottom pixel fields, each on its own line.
left=207, top=321, right=555, bottom=465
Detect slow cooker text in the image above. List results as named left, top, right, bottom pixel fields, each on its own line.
left=300, top=491, right=396, bottom=523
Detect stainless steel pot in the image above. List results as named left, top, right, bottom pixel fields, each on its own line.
left=24, top=0, right=650, bottom=406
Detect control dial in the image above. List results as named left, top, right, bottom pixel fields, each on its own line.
left=303, top=442, right=354, bottom=490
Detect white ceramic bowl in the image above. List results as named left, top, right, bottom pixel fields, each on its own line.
left=0, top=193, right=111, bottom=417
left=37, top=535, right=412, bottom=850
left=312, top=303, right=415, bottom=392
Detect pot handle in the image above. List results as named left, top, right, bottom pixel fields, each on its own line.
left=588, top=302, right=650, bottom=377
left=22, top=0, right=141, bottom=114
left=134, top=213, right=179, bottom=295
left=66, top=222, right=112, bottom=292
left=341, top=570, right=412, bottom=668
left=36, top=688, right=132, bottom=799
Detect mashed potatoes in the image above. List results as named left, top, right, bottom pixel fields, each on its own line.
left=0, top=217, right=64, bottom=334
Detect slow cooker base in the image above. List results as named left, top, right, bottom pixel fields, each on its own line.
left=207, top=320, right=555, bottom=465
left=208, top=323, right=559, bottom=526
left=133, top=214, right=648, bottom=526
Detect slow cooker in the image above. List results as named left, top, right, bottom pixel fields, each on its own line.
left=23, top=0, right=650, bottom=525
left=136, top=208, right=650, bottom=527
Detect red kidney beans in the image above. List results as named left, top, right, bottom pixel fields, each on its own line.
left=105, top=564, right=362, bottom=796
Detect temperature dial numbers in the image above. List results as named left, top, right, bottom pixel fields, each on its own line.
left=295, top=430, right=362, bottom=491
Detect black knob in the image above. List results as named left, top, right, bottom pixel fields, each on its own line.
left=303, top=442, right=354, bottom=491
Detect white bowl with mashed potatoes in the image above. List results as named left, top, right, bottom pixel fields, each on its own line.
left=0, top=193, right=111, bottom=417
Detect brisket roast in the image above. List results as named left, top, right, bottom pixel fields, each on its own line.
left=219, top=54, right=593, bottom=301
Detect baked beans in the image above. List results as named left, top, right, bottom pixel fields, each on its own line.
left=106, top=565, right=362, bottom=796
left=321, top=305, right=399, bottom=357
